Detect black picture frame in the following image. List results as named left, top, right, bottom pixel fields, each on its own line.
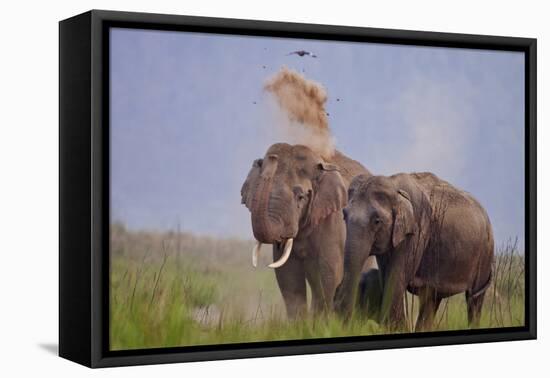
left=59, top=9, right=537, bottom=368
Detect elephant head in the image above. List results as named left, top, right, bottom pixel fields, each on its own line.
left=241, top=143, right=347, bottom=268
left=334, top=174, right=425, bottom=319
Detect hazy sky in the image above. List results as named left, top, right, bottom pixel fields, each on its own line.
left=110, top=27, right=525, bottom=248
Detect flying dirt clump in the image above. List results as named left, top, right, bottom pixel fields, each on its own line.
left=264, top=67, right=335, bottom=160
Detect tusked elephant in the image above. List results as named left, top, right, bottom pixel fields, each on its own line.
left=241, top=143, right=371, bottom=319
left=334, top=172, right=494, bottom=331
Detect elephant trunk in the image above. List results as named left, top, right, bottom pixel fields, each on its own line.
left=248, top=154, right=296, bottom=268
left=250, top=180, right=284, bottom=245
left=335, top=230, right=373, bottom=317
left=250, top=155, right=284, bottom=244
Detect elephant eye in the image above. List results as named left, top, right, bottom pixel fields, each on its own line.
left=370, top=213, right=382, bottom=225
left=293, top=186, right=308, bottom=201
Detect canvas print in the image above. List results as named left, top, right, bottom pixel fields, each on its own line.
left=109, top=28, right=525, bottom=351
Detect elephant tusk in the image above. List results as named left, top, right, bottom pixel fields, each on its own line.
left=268, top=238, right=293, bottom=269
left=252, top=241, right=262, bottom=268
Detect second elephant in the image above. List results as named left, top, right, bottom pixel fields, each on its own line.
left=335, top=172, right=494, bottom=330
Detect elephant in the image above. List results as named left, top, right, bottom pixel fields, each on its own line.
left=334, top=172, right=494, bottom=331
left=241, top=142, right=371, bottom=319
left=357, top=268, right=383, bottom=321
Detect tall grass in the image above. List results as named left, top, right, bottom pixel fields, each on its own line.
left=109, top=223, right=525, bottom=350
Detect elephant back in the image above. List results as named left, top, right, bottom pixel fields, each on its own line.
left=329, top=150, right=371, bottom=186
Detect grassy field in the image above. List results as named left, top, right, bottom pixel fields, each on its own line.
left=110, top=223, right=525, bottom=351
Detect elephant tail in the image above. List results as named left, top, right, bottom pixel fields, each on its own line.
left=469, top=271, right=492, bottom=299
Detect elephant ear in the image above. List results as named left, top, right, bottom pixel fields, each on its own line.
left=392, top=189, right=415, bottom=248
left=310, top=163, right=347, bottom=227
left=240, top=158, right=262, bottom=209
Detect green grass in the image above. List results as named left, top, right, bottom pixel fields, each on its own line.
left=109, top=224, right=525, bottom=350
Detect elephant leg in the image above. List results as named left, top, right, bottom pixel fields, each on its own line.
left=377, top=238, right=425, bottom=331
left=466, top=290, right=486, bottom=328
left=415, top=290, right=442, bottom=331
left=305, top=259, right=339, bottom=316
left=305, top=215, right=345, bottom=316
left=304, top=264, right=325, bottom=315
left=379, top=264, right=407, bottom=330
left=273, top=245, right=307, bottom=320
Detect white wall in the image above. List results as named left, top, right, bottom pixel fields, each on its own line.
left=0, top=0, right=546, bottom=376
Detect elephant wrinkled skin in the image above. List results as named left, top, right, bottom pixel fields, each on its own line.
left=241, top=143, right=370, bottom=319
left=335, top=172, right=494, bottom=331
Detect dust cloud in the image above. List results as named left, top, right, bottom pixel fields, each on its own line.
left=264, top=67, right=335, bottom=159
